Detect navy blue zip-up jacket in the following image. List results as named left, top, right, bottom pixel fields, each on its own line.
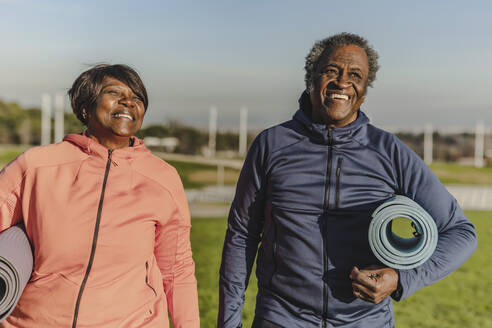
left=218, top=108, right=477, bottom=328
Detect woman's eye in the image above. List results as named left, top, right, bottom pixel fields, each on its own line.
left=106, top=90, right=119, bottom=96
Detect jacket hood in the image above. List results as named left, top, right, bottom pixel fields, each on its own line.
left=63, top=132, right=150, bottom=161
left=294, top=90, right=370, bottom=145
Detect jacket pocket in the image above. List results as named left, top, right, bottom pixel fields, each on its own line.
left=145, top=261, right=157, bottom=297
left=335, top=157, right=343, bottom=209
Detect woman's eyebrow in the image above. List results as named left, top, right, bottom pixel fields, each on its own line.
left=102, top=84, right=123, bottom=89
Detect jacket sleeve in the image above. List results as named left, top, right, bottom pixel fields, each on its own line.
left=0, top=153, right=26, bottom=232
left=218, top=133, right=268, bottom=328
left=154, top=172, right=199, bottom=328
left=392, top=137, right=477, bottom=301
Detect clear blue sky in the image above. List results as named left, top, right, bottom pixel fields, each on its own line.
left=1, top=0, right=491, bottom=130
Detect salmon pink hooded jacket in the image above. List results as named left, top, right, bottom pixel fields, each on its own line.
left=0, top=133, right=199, bottom=327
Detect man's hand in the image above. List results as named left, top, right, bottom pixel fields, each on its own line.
left=349, top=265, right=398, bottom=304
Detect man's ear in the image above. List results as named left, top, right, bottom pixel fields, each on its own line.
left=299, top=89, right=312, bottom=112
left=307, top=82, right=314, bottom=94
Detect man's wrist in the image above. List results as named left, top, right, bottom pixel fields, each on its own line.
left=390, top=269, right=403, bottom=300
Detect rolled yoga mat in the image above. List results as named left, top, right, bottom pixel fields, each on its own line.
left=368, top=195, right=438, bottom=270
left=0, top=225, right=33, bottom=322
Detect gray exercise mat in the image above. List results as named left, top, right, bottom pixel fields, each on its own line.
left=0, top=225, right=33, bottom=322
left=368, top=195, right=438, bottom=270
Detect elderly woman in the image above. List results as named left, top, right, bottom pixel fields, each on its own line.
left=0, top=64, right=199, bottom=327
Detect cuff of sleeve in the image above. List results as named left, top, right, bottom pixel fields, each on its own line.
left=391, top=269, right=403, bottom=301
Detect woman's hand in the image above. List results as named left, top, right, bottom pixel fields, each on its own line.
left=349, top=265, right=398, bottom=304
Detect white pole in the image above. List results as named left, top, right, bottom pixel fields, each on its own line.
left=239, top=107, right=248, bottom=156
left=54, top=93, right=65, bottom=143
left=475, top=121, right=485, bottom=168
left=41, top=93, right=51, bottom=145
left=208, top=106, right=217, bottom=157
left=424, top=123, right=433, bottom=165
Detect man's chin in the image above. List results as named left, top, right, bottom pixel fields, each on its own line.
left=324, top=107, right=352, bottom=119
left=320, top=107, right=358, bottom=127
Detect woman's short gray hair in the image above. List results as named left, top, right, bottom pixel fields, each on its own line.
left=304, top=32, right=379, bottom=89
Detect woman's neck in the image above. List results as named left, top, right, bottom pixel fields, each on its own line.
left=86, top=130, right=132, bottom=150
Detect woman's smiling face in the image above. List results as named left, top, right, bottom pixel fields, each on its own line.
left=86, top=77, right=146, bottom=146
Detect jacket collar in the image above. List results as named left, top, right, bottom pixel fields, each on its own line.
left=294, top=91, right=369, bottom=145
left=63, top=131, right=149, bottom=160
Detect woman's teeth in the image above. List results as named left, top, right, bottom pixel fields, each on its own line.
left=114, top=113, right=133, bottom=120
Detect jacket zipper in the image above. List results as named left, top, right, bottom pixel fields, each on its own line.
left=322, top=128, right=333, bottom=328
left=335, top=157, right=343, bottom=209
left=145, top=261, right=157, bottom=296
left=72, top=149, right=113, bottom=328
left=323, top=129, right=333, bottom=212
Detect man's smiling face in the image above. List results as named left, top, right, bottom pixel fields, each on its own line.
left=309, top=44, right=369, bottom=127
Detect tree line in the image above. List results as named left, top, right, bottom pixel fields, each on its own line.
left=0, top=99, right=253, bottom=155
left=2, top=99, right=486, bottom=161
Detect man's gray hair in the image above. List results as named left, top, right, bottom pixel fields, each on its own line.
left=304, top=32, right=379, bottom=89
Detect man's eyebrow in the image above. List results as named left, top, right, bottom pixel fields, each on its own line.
left=319, top=63, right=339, bottom=70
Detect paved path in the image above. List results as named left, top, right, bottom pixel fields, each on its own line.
left=154, top=152, right=243, bottom=169
left=187, top=185, right=492, bottom=218
left=189, top=203, right=230, bottom=218
left=446, top=185, right=492, bottom=210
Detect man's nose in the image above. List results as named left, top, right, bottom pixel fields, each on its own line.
left=335, top=73, right=351, bottom=88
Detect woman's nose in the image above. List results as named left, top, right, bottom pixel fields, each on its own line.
left=118, top=95, right=135, bottom=107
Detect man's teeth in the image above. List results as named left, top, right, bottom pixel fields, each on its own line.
left=114, top=113, right=133, bottom=120
left=330, top=94, right=348, bottom=100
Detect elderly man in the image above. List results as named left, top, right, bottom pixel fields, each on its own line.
left=218, top=33, right=477, bottom=328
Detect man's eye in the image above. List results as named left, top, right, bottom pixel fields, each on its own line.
left=350, top=72, right=362, bottom=79
left=324, top=69, right=338, bottom=75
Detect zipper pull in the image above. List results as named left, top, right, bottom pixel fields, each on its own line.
left=108, top=149, right=118, bottom=166
left=336, top=157, right=343, bottom=177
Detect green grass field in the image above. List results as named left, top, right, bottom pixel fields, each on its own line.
left=0, top=147, right=239, bottom=189
left=430, top=163, right=492, bottom=185
left=3, top=146, right=492, bottom=186
left=0, top=147, right=25, bottom=165
left=166, top=160, right=239, bottom=189
left=191, top=211, right=492, bottom=328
